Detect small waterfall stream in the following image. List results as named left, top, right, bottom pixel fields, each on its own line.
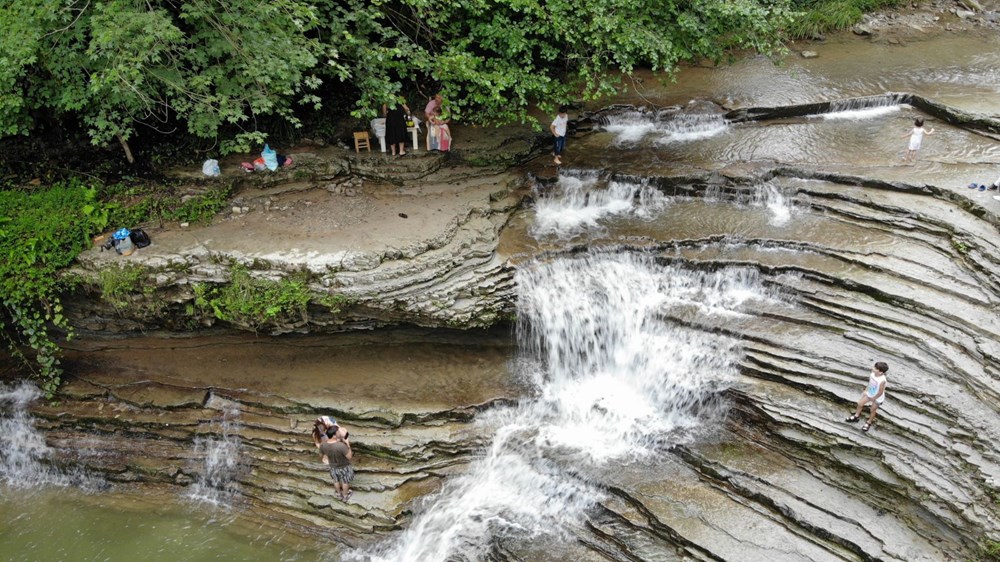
left=602, top=109, right=728, bottom=144
left=356, top=252, right=782, bottom=561
left=0, top=382, right=98, bottom=490
left=0, top=382, right=60, bottom=488
left=823, top=93, right=908, bottom=120
left=532, top=172, right=667, bottom=238
left=186, top=404, right=245, bottom=506
left=749, top=181, right=796, bottom=227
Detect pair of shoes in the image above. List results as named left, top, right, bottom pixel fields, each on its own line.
left=845, top=415, right=860, bottom=423
left=861, top=422, right=871, bottom=432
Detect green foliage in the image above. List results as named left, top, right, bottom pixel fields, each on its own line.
left=193, top=265, right=312, bottom=330
left=0, top=182, right=110, bottom=395
left=97, top=182, right=232, bottom=227
left=0, top=176, right=234, bottom=393
left=2, top=0, right=795, bottom=154
left=318, top=293, right=351, bottom=314
left=1, top=1, right=322, bottom=153
left=787, top=0, right=903, bottom=38
left=952, top=238, right=969, bottom=256
left=98, top=264, right=147, bottom=311
left=329, top=0, right=795, bottom=126
left=981, top=539, right=1000, bottom=562
left=158, top=187, right=233, bottom=225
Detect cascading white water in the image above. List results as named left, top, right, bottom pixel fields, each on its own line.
left=354, top=252, right=782, bottom=561
left=600, top=108, right=668, bottom=143
left=823, top=94, right=907, bottom=120
left=651, top=114, right=728, bottom=144
left=602, top=110, right=728, bottom=144
left=0, top=382, right=62, bottom=488
left=0, top=382, right=100, bottom=489
left=750, top=181, right=795, bottom=227
left=187, top=405, right=244, bottom=506
left=532, top=173, right=667, bottom=238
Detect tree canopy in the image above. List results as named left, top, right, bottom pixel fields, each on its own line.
left=0, top=0, right=793, bottom=156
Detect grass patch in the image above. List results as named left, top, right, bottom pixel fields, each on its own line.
left=981, top=539, right=1000, bottom=561
left=788, top=0, right=905, bottom=38
left=193, top=265, right=312, bottom=331
left=98, top=264, right=148, bottom=311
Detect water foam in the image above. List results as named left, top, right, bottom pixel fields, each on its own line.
left=752, top=182, right=795, bottom=227
left=602, top=109, right=728, bottom=144
left=823, top=94, right=906, bottom=120
left=354, top=253, right=777, bottom=561
left=532, top=174, right=667, bottom=239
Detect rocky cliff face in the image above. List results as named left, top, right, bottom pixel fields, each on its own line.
left=66, top=154, right=528, bottom=336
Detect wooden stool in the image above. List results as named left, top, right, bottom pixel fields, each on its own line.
left=353, top=131, right=371, bottom=153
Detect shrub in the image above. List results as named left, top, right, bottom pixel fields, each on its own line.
left=193, top=265, right=312, bottom=331
left=0, top=181, right=110, bottom=395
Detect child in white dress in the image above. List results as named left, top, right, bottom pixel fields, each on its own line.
left=902, top=117, right=934, bottom=163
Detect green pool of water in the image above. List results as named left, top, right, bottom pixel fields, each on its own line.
left=0, top=486, right=334, bottom=562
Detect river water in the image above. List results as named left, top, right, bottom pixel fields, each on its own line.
left=4, top=30, right=1000, bottom=561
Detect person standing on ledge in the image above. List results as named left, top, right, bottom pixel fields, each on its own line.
left=902, top=117, right=934, bottom=163
left=845, top=361, right=888, bottom=432
left=424, top=93, right=442, bottom=121
left=550, top=106, right=569, bottom=166
left=320, top=433, right=355, bottom=502
left=382, top=99, right=411, bottom=156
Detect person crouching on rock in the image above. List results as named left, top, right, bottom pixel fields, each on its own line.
left=845, top=361, right=888, bottom=432
left=320, top=433, right=354, bottom=502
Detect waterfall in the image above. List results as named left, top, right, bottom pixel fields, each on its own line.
left=750, top=181, right=795, bottom=227
left=600, top=108, right=667, bottom=143
left=532, top=173, right=667, bottom=238
left=354, top=253, right=780, bottom=561
left=0, top=382, right=98, bottom=489
left=651, top=113, right=728, bottom=144
left=823, top=93, right=907, bottom=120
left=602, top=109, right=728, bottom=144
left=0, top=382, right=59, bottom=488
left=186, top=404, right=244, bottom=506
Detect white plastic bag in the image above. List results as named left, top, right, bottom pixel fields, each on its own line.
left=202, top=159, right=221, bottom=177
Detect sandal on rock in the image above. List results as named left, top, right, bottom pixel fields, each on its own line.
left=345, top=491, right=353, bottom=502
left=845, top=415, right=860, bottom=423
left=862, top=422, right=871, bottom=432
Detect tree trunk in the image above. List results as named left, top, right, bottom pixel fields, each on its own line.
left=117, top=134, right=135, bottom=165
